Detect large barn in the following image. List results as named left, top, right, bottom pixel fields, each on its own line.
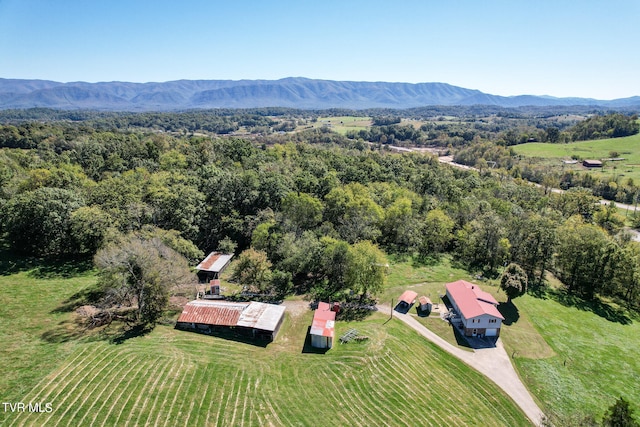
left=445, top=280, right=504, bottom=337
left=176, top=300, right=285, bottom=341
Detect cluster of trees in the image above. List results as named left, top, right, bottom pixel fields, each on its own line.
left=570, top=113, right=639, bottom=141
left=451, top=113, right=640, bottom=203
left=2, top=113, right=640, bottom=324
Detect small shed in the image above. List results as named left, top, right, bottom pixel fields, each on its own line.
left=583, top=159, right=603, bottom=168
left=418, top=296, right=432, bottom=314
left=395, top=290, right=418, bottom=313
left=310, top=302, right=336, bottom=349
left=196, top=252, right=234, bottom=283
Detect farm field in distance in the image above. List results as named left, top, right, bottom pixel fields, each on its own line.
left=513, top=133, right=640, bottom=184
left=0, top=261, right=531, bottom=427
left=312, top=116, right=372, bottom=134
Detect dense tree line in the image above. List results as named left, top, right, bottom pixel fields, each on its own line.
left=570, top=113, right=639, bottom=141
left=1, top=119, right=640, bottom=314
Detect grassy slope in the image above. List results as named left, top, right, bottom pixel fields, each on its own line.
left=513, top=133, right=640, bottom=183
left=0, top=269, right=96, bottom=403
left=386, top=256, right=639, bottom=420
left=0, top=266, right=530, bottom=427
left=512, top=292, right=640, bottom=420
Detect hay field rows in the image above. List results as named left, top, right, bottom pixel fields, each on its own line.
left=0, top=269, right=531, bottom=427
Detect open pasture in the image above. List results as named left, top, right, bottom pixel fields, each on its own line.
left=0, top=265, right=531, bottom=427
left=513, top=133, right=640, bottom=183
left=512, top=291, right=640, bottom=421
left=315, top=116, right=372, bottom=134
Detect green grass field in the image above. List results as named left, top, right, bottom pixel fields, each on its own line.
left=4, top=253, right=640, bottom=425
left=385, top=256, right=640, bottom=421
left=0, top=262, right=531, bottom=427
left=512, top=292, right=640, bottom=421
left=513, top=133, right=640, bottom=183
left=314, top=116, right=372, bottom=135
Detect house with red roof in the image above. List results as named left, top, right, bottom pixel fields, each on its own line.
left=445, top=280, right=504, bottom=337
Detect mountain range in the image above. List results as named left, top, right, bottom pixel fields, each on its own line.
left=1, top=77, right=639, bottom=111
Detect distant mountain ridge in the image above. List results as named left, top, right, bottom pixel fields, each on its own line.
left=1, top=77, right=639, bottom=111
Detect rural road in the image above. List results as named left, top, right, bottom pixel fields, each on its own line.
left=377, top=304, right=545, bottom=427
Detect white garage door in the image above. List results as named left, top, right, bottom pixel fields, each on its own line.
left=485, top=328, right=498, bottom=337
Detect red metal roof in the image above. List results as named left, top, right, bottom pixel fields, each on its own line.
left=310, top=302, right=336, bottom=338
left=445, top=280, right=504, bottom=320
left=398, top=290, right=418, bottom=305
left=177, top=300, right=286, bottom=332
left=177, top=301, right=247, bottom=326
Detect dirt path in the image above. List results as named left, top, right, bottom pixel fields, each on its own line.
left=378, top=304, right=545, bottom=426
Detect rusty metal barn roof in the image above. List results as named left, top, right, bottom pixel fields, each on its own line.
left=177, top=301, right=248, bottom=326
left=398, top=290, right=418, bottom=305
left=196, top=252, right=234, bottom=273
left=419, top=296, right=432, bottom=306
left=177, top=300, right=285, bottom=332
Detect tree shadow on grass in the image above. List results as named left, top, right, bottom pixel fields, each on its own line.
left=551, top=290, right=632, bottom=325
left=27, top=258, right=94, bottom=279
left=412, top=254, right=442, bottom=268
left=498, top=301, right=520, bottom=326
left=41, top=319, right=91, bottom=344
left=108, top=324, right=153, bottom=345
left=51, top=284, right=105, bottom=314
left=0, top=245, right=94, bottom=278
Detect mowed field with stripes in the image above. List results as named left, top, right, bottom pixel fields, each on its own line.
left=0, top=270, right=531, bottom=427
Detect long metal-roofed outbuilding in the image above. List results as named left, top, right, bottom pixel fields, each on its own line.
left=176, top=300, right=285, bottom=342
left=196, top=251, right=234, bottom=283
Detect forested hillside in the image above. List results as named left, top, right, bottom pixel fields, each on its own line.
left=3, top=77, right=640, bottom=110
left=1, top=116, right=639, bottom=312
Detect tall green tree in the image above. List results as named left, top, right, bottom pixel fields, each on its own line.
left=1, top=187, right=84, bottom=256
left=456, top=210, right=510, bottom=274
left=230, top=248, right=272, bottom=293
left=420, top=208, right=455, bottom=258
left=346, top=240, right=388, bottom=301
left=508, top=211, right=558, bottom=285
left=324, top=183, right=384, bottom=243
left=281, top=192, right=323, bottom=232
left=94, top=232, right=195, bottom=326
left=555, top=216, right=617, bottom=299
left=602, top=397, right=639, bottom=427
left=500, top=263, right=528, bottom=302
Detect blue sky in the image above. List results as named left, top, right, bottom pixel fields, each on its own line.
left=0, top=0, right=638, bottom=99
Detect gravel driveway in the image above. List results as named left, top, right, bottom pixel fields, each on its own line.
left=379, top=305, right=545, bottom=426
